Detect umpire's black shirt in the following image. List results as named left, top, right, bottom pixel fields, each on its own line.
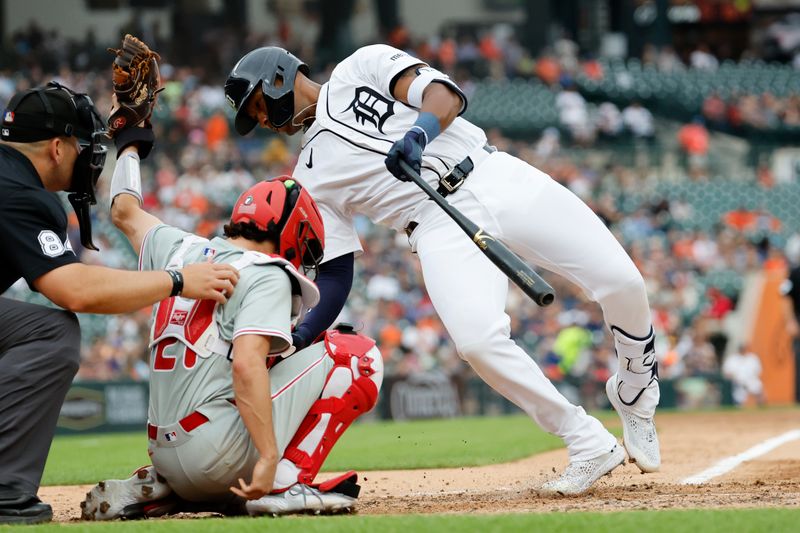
left=0, top=144, right=78, bottom=293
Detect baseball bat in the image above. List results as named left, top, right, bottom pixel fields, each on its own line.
left=398, top=159, right=555, bottom=307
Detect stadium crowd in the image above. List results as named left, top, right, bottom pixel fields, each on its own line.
left=1, top=17, right=796, bottom=409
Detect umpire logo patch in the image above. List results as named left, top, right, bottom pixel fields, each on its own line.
left=345, top=86, right=394, bottom=134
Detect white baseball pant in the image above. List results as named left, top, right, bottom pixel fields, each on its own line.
left=409, top=151, right=658, bottom=461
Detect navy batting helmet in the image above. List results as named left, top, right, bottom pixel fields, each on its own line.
left=224, top=47, right=309, bottom=135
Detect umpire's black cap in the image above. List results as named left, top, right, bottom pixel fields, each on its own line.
left=1, top=82, right=99, bottom=144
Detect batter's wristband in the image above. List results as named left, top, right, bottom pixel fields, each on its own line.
left=412, top=112, right=440, bottom=146
left=166, top=269, right=184, bottom=297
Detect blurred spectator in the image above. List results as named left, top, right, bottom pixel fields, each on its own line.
left=690, top=43, right=719, bottom=70
left=679, top=329, right=719, bottom=376
left=657, top=45, right=684, bottom=73
left=677, top=118, right=709, bottom=155
left=535, top=54, right=561, bottom=86
left=702, top=92, right=727, bottom=128
left=555, top=84, right=593, bottom=143
left=553, top=33, right=579, bottom=75
left=596, top=102, right=623, bottom=138
left=677, top=118, right=709, bottom=174
left=535, top=127, right=560, bottom=159
left=704, top=287, right=734, bottom=320
left=582, top=57, right=604, bottom=81
left=622, top=101, right=655, bottom=139
left=722, top=344, right=764, bottom=406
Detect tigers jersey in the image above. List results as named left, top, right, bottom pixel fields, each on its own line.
left=291, top=44, right=487, bottom=262
left=139, top=225, right=292, bottom=425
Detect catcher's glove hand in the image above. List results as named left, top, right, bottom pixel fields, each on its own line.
left=107, top=34, right=162, bottom=137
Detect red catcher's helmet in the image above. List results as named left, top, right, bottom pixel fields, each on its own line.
left=230, top=176, right=324, bottom=276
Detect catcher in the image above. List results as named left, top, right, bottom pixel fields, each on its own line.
left=80, top=36, right=383, bottom=520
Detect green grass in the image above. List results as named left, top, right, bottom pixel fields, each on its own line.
left=43, top=433, right=151, bottom=486
left=45, top=414, right=602, bottom=485
left=8, top=509, right=800, bottom=532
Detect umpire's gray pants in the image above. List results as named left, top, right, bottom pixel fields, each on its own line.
left=0, top=297, right=80, bottom=501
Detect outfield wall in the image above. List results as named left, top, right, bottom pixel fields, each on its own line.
left=57, top=375, right=734, bottom=435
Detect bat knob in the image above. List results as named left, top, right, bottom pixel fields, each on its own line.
left=539, top=292, right=555, bottom=306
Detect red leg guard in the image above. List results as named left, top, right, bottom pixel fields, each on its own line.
left=280, top=330, right=383, bottom=486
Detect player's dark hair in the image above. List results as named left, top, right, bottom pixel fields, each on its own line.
left=223, top=220, right=278, bottom=245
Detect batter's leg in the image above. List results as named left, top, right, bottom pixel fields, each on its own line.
left=0, top=298, right=80, bottom=523
left=413, top=216, right=617, bottom=462
left=487, top=165, right=659, bottom=416
left=479, top=156, right=660, bottom=471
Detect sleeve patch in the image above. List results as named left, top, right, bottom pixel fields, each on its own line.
left=37, top=230, right=71, bottom=258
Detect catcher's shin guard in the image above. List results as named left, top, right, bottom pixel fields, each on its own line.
left=274, top=329, right=383, bottom=489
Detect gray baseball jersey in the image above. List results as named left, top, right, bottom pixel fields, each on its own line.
left=140, top=224, right=334, bottom=501
left=140, top=224, right=292, bottom=426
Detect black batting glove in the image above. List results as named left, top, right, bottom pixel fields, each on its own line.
left=385, top=127, right=427, bottom=182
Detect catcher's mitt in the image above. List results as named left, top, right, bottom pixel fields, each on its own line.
left=107, top=34, right=162, bottom=137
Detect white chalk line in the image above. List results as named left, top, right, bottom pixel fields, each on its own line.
left=680, top=428, right=800, bottom=485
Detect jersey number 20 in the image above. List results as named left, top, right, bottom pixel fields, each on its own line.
left=153, top=339, right=198, bottom=371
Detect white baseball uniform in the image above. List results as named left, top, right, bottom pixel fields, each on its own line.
left=291, top=44, right=659, bottom=461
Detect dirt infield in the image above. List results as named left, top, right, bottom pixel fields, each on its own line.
left=43, top=409, right=800, bottom=520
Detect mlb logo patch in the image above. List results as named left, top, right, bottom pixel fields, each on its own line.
left=202, top=247, right=216, bottom=259
left=170, top=310, right=188, bottom=326
left=3, top=111, right=13, bottom=123
left=164, top=431, right=178, bottom=442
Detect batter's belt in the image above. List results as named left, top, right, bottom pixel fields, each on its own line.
left=406, top=143, right=496, bottom=238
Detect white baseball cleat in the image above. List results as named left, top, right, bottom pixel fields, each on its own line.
left=80, top=465, right=173, bottom=520
left=246, top=484, right=356, bottom=516
left=606, top=375, right=661, bottom=473
left=539, top=445, right=626, bottom=496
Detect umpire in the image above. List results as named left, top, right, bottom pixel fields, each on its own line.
left=0, top=82, right=239, bottom=525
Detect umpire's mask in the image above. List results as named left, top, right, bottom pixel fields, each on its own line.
left=224, top=47, right=309, bottom=134
left=1, top=81, right=108, bottom=250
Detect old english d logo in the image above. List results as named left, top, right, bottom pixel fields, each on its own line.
left=345, top=86, right=394, bottom=133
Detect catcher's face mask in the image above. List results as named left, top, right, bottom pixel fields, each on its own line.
left=1, top=81, right=108, bottom=250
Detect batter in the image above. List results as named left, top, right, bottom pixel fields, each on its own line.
left=225, top=44, right=660, bottom=494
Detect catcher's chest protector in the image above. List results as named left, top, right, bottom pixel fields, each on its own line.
left=150, top=236, right=314, bottom=361
left=275, top=329, right=384, bottom=488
